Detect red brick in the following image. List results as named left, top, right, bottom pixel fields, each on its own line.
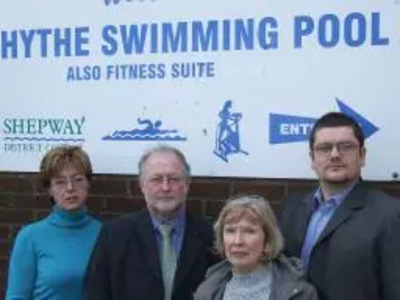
left=186, top=199, right=204, bottom=216
left=0, top=242, right=11, bottom=258
left=189, top=178, right=231, bottom=200
left=105, top=197, right=143, bottom=213
left=14, top=194, right=51, bottom=210
left=0, top=194, right=14, bottom=209
left=90, top=177, right=128, bottom=195
left=205, top=199, right=226, bottom=221
left=86, top=196, right=105, bottom=213
left=34, top=210, right=51, bottom=221
left=287, top=180, right=318, bottom=196
left=0, top=226, right=11, bottom=239
left=0, top=174, right=35, bottom=193
left=0, top=210, right=33, bottom=224
left=129, top=177, right=142, bottom=197
left=92, top=212, right=121, bottom=222
left=232, top=179, right=285, bottom=203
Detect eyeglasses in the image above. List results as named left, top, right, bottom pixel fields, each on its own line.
left=146, top=175, right=186, bottom=186
left=51, top=175, right=88, bottom=190
left=313, top=142, right=360, bottom=156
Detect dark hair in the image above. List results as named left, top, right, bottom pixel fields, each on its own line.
left=138, top=145, right=191, bottom=180
left=309, top=112, right=365, bottom=149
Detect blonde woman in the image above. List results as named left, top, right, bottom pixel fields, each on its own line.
left=194, top=195, right=317, bottom=300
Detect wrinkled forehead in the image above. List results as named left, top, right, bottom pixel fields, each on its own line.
left=223, top=207, right=261, bottom=225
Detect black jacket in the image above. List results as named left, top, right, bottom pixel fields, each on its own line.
left=84, top=209, right=219, bottom=300
left=279, top=183, right=400, bottom=300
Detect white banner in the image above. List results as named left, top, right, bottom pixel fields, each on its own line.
left=0, top=0, right=399, bottom=180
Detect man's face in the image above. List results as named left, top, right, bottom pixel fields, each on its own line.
left=311, top=126, right=365, bottom=186
left=140, top=152, right=189, bottom=220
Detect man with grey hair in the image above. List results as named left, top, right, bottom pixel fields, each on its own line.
left=84, top=145, right=219, bottom=300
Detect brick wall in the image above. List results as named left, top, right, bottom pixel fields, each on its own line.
left=1, top=172, right=399, bottom=297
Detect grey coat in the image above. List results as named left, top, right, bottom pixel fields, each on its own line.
left=193, top=254, right=318, bottom=300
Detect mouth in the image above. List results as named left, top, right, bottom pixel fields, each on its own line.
left=230, top=251, right=248, bottom=257
left=65, top=196, right=78, bottom=202
left=327, top=165, right=345, bottom=169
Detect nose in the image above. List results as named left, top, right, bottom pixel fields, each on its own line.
left=330, top=145, right=340, bottom=158
left=232, top=232, right=243, bottom=244
left=161, top=179, right=171, bottom=191
left=65, top=180, right=74, bottom=190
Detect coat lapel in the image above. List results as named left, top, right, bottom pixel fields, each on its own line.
left=135, top=210, right=162, bottom=279
left=173, top=214, right=206, bottom=290
left=315, top=183, right=368, bottom=246
left=296, top=194, right=315, bottom=253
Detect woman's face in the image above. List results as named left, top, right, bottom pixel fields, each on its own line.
left=48, top=163, right=89, bottom=211
left=223, top=216, right=267, bottom=274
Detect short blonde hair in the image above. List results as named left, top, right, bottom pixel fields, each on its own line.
left=214, top=195, right=284, bottom=260
left=40, top=145, right=92, bottom=189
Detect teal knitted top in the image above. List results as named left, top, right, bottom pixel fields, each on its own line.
left=6, top=205, right=101, bottom=300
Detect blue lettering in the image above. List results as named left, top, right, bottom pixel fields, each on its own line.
left=222, top=20, right=230, bottom=51
left=192, top=21, right=217, bottom=52
left=19, top=30, right=35, bottom=58
left=54, top=28, right=72, bottom=57
left=344, top=13, right=366, bottom=47
left=258, top=17, right=278, bottom=49
left=75, top=27, right=90, bottom=56
left=102, top=25, right=118, bottom=56
left=235, top=19, right=254, bottom=50
left=150, top=23, right=159, bottom=53
left=318, top=14, right=340, bottom=48
left=1, top=31, right=18, bottom=58
left=36, top=28, right=52, bottom=57
left=163, top=22, right=188, bottom=52
left=121, top=24, right=148, bottom=54
left=371, top=12, right=389, bottom=45
left=294, top=16, right=314, bottom=48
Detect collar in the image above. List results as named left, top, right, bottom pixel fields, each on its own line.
left=47, top=205, right=90, bottom=228
left=150, top=206, right=186, bottom=233
left=313, top=181, right=357, bottom=211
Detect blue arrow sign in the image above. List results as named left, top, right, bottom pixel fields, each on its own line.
left=269, top=99, right=379, bottom=144
left=269, top=114, right=316, bottom=144
left=335, top=99, right=379, bottom=139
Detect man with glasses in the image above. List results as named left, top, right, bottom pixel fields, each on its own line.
left=84, top=145, right=219, bottom=300
left=279, top=112, right=400, bottom=300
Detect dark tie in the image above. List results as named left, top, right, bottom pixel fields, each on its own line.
left=159, top=223, right=177, bottom=300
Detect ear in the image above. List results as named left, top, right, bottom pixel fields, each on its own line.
left=264, top=243, right=272, bottom=257
left=139, top=178, right=145, bottom=194
left=47, top=187, right=54, bottom=198
left=310, top=150, right=316, bottom=171
left=184, top=179, right=191, bottom=193
left=360, top=147, right=366, bottom=167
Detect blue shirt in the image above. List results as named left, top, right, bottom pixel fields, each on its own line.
left=6, top=205, right=101, bottom=300
left=150, top=208, right=186, bottom=258
left=301, top=184, right=355, bottom=268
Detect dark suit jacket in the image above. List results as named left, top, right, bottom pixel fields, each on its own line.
left=279, top=182, right=400, bottom=300
left=84, top=210, right=219, bottom=300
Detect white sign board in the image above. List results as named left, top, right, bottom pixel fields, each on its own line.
left=1, top=0, right=399, bottom=180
